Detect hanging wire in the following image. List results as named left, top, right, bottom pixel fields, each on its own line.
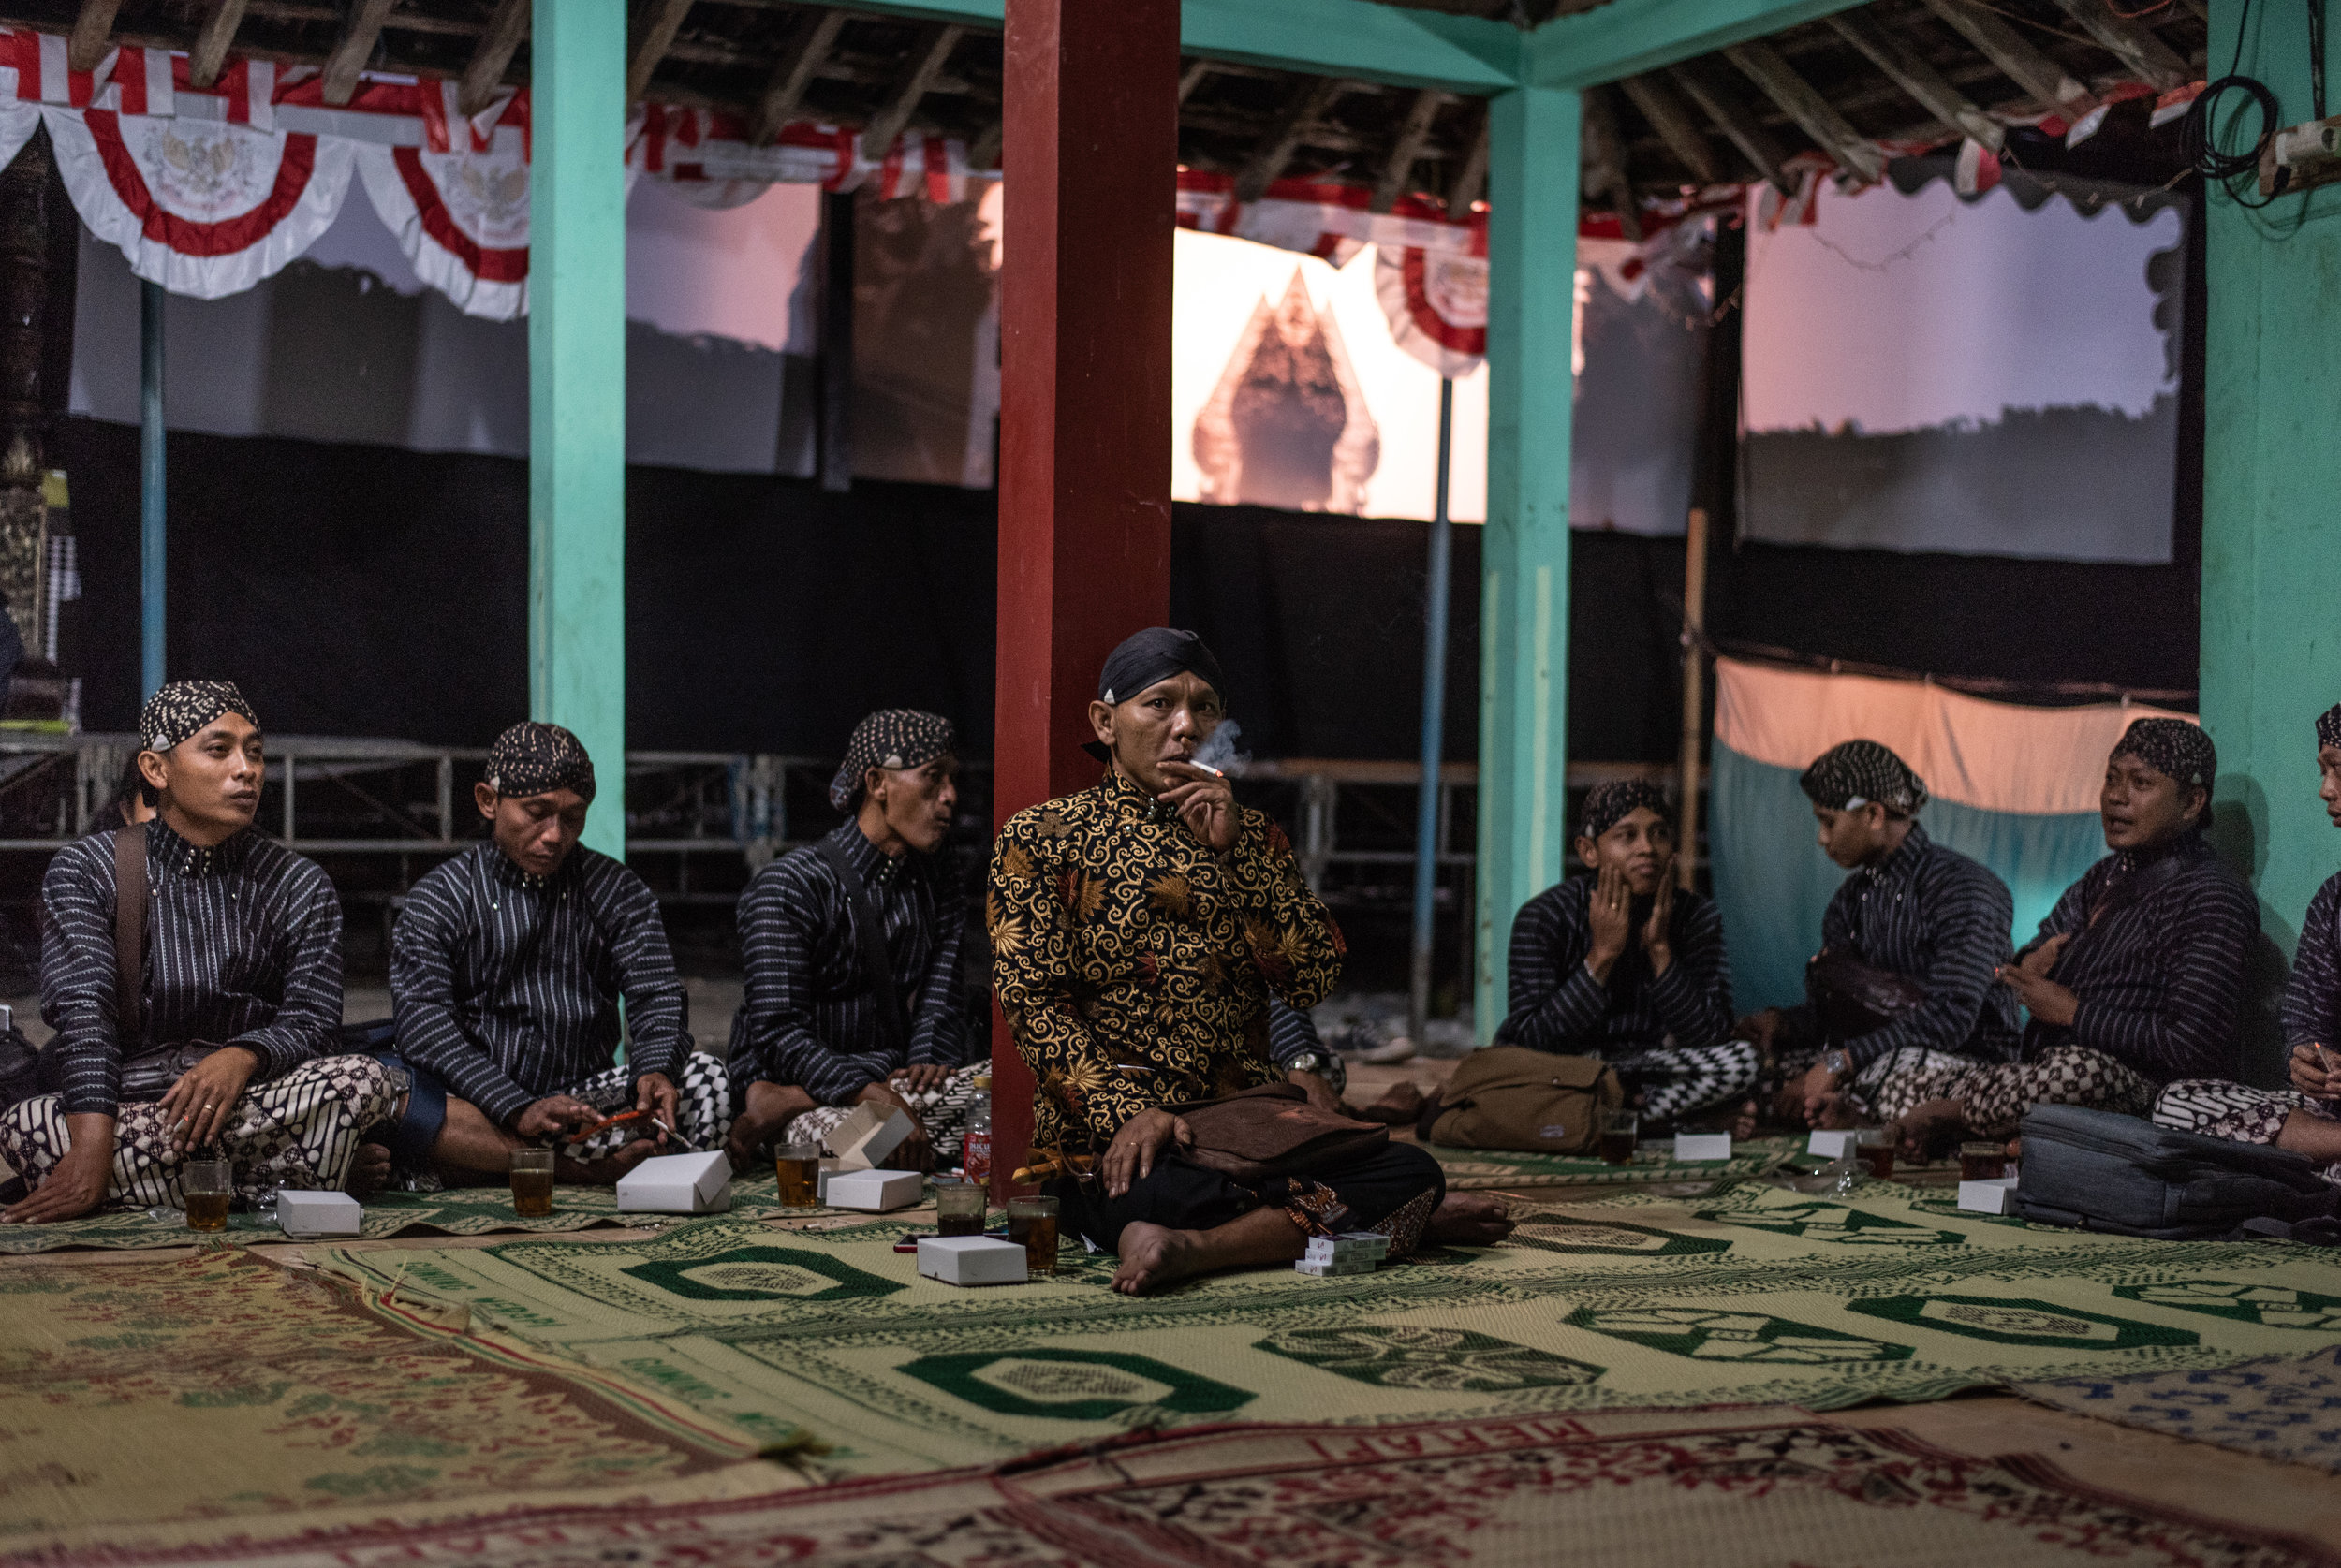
left=2181, top=0, right=2287, bottom=207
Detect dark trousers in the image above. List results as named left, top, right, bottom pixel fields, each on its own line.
left=1053, top=1141, right=1444, bottom=1254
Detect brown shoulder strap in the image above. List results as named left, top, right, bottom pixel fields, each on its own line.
left=111, top=824, right=146, bottom=1049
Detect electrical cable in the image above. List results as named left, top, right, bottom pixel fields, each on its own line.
left=2182, top=0, right=2284, bottom=207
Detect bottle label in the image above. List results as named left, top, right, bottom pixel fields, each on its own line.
left=963, top=1130, right=991, bottom=1183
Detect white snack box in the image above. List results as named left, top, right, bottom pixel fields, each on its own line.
left=917, top=1235, right=1029, bottom=1286
left=1807, top=1129, right=1859, bottom=1160
left=277, top=1189, right=362, bottom=1238
left=1673, top=1132, right=1733, bottom=1162
left=1957, top=1176, right=2021, bottom=1214
left=823, top=1104, right=917, bottom=1171
left=826, top=1167, right=924, bottom=1212
left=616, top=1150, right=734, bottom=1214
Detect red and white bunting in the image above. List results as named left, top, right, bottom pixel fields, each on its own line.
left=44, top=102, right=353, bottom=298
left=1375, top=245, right=1486, bottom=376
left=354, top=139, right=530, bottom=319
left=1955, top=137, right=2003, bottom=197
left=1177, top=171, right=1482, bottom=265
left=626, top=104, right=975, bottom=205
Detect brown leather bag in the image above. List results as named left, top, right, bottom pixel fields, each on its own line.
left=1166, top=1082, right=1388, bottom=1183
left=109, top=826, right=221, bottom=1104
left=1423, top=1045, right=1624, bottom=1154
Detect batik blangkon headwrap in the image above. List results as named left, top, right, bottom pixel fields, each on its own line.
left=2317, top=704, right=2341, bottom=752
left=2112, top=717, right=2215, bottom=792
left=829, top=710, right=957, bottom=813
left=1580, top=779, right=1671, bottom=842
left=1799, top=740, right=1928, bottom=816
left=140, top=681, right=257, bottom=754
left=486, top=722, right=596, bottom=803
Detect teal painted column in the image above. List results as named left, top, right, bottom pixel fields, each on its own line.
left=1475, top=85, right=1580, bottom=1038
left=2199, top=0, right=2341, bottom=958
left=529, top=0, right=628, bottom=859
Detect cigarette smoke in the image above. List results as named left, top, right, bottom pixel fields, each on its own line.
left=1192, top=721, right=1249, bottom=773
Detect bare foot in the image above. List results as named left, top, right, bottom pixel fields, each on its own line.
left=1809, top=1092, right=1862, bottom=1131
left=557, top=1136, right=664, bottom=1187
left=1424, top=1193, right=1513, bottom=1247
left=346, top=1142, right=393, bottom=1198
left=1357, top=1082, right=1424, bottom=1125
left=1730, top=1099, right=1759, bottom=1140
left=1112, top=1222, right=1204, bottom=1296
left=1887, top=1098, right=1967, bottom=1164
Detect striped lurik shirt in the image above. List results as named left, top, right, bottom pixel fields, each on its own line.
left=728, top=822, right=970, bottom=1106
left=390, top=842, right=687, bottom=1127
left=2024, top=831, right=2259, bottom=1084
left=1785, top=822, right=2023, bottom=1070
left=2282, top=870, right=2341, bottom=1049
left=42, top=820, right=345, bottom=1117
left=1497, top=876, right=1733, bottom=1056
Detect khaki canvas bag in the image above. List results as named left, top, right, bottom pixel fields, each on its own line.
left=1423, top=1045, right=1624, bottom=1154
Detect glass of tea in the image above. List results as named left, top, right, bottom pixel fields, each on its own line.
left=1959, top=1141, right=2009, bottom=1181
left=775, top=1143, right=822, bottom=1209
left=1598, top=1108, right=1639, bottom=1166
left=1007, top=1195, right=1059, bottom=1278
left=509, top=1148, right=555, bottom=1217
left=182, top=1159, right=232, bottom=1232
left=935, top=1178, right=987, bottom=1237
left=1855, top=1128, right=1896, bottom=1180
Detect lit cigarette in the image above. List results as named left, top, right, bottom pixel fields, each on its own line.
left=1187, top=760, right=1225, bottom=778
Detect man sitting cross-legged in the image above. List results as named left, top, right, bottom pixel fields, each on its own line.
left=2, top=681, right=396, bottom=1222
left=1742, top=740, right=2021, bottom=1130
left=991, top=627, right=1511, bottom=1297
left=2155, top=702, right=2341, bottom=1181
left=1871, top=719, right=2257, bottom=1158
left=723, top=711, right=982, bottom=1176
left=1493, top=780, right=1756, bottom=1129
left=364, top=723, right=730, bottom=1189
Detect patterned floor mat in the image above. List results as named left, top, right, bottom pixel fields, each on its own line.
left=0, top=1173, right=861, bottom=1253
left=1425, top=1134, right=1798, bottom=1190
left=18, top=1404, right=2334, bottom=1567
left=317, top=1177, right=2341, bottom=1476
left=0, top=1250, right=798, bottom=1556
left=2018, top=1341, right=2341, bottom=1473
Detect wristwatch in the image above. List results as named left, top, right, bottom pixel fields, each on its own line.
left=1821, top=1048, right=1851, bottom=1079
left=1286, top=1049, right=1348, bottom=1095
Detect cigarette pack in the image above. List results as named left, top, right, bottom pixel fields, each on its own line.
left=1673, top=1132, right=1733, bottom=1162
left=616, top=1151, right=734, bottom=1214
left=917, top=1235, right=1029, bottom=1286
left=1956, top=1176, right=2020, bottom=1214
left=1807, top=1129, right=1858, bottom=1160
left=823, top=1104, right=917, bottom=1171
left=826, top=1168, right=924, bottom=1212
left=1298, top=1231, right=1390, bottom=1274
left=276, top=1189, right=362, bottom=1238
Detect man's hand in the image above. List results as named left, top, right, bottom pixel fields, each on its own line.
left=512, top=1094, right=599, bottom=1142
left=1101, top=1106, right=1193, bottom=1198
left=2000, top=962, right=2079, bottom=1027
left=2290, top=1042, right=2338, bottom=1099
left=1156, top=759, right=1239, bottom=852
left=889, top=1062, right=955, bottom=1096
left=725, top=1080, right=815, bottom=1172
left=1642, top=865, right=1676, bottom=976
left=156, top=1046, right=261, bottom=1151
left=856, top=1080, right=935, bottom=1172
left=1287, top=1068, right=1341, bottom=1115
left=1585, top=862, right=1631, bottom=981
left=632, top=1072, right=679, bottom=1146
left=1798, top=1059, right=1841, bottom=1123
left=2017, top=933, right=2069, bottom=978
left=3, top=1112, right=115, bottom=1223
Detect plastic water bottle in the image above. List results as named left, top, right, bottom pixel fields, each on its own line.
left=962, top=1074, right=992, bottom=1185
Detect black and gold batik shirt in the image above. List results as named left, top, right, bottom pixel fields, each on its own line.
left=988, top=769, right=1345, bottom=1154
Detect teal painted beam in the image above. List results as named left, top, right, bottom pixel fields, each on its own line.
left=1528, top=0, right=1865, bottom=88
left=1475, top=83, right=1579, bottom=1040
left=529, top=0, right=628, bottom=860
left=2199, top=0, right=2341, bottom=976
left=832, top=0, right=1522, bottom=91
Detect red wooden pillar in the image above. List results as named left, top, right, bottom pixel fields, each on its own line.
left=991, top=0, right=1179, bottom=1194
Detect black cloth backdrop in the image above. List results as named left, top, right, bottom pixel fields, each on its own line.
left=52, top=415, right=2198, bottom=765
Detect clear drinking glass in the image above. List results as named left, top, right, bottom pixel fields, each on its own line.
left=1006, top=1195, right=1059, bottom=1278
left=1855, top=1128, right=1896, bottom=1180
left=1959, top=1141, right=2009, bottom=1181
left=182, top=1159, right=232, bottom=1232
left=1597, top=1108, right=1639, bottom=1166
left=935, top=1179, right=987, bottom=1236
left=775, top=1143, right=821, bottom=1209
left=509, top=1148, right=555, bottom=1217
